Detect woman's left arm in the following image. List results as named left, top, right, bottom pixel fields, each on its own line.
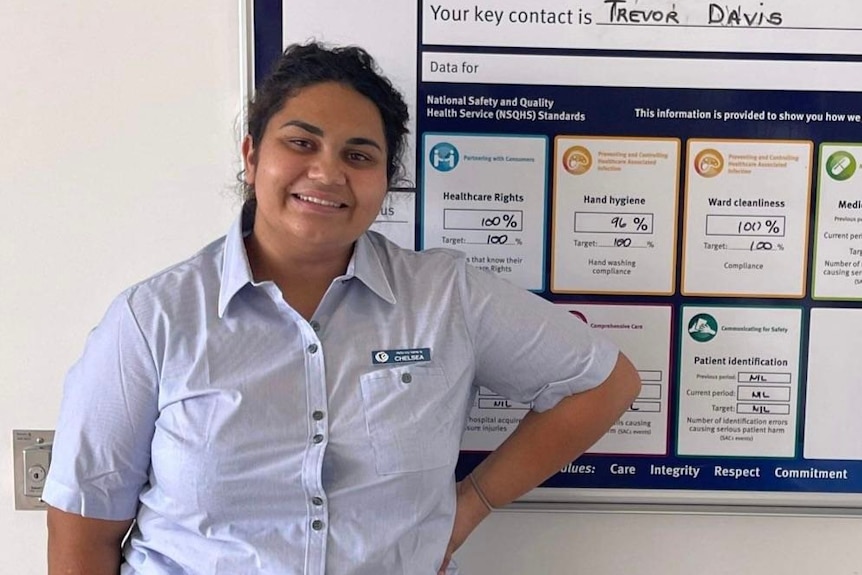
left=438, top=352, right=641, bottom=573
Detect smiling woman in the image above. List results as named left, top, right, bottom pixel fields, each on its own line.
left=236, top=44, right=410, bottom=320
left=242, top=81, right=391, bottom=317
left=42, top=41, right=640, bottom=575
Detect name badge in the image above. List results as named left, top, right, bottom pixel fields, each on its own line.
left=372, top=348, right=431, bottom=365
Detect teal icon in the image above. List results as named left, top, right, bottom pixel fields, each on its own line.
left=825, top=151, right=856, bottom=181
left=429, top=142, right=459, bottom=172
left=688, top=313, right=718, bottom=343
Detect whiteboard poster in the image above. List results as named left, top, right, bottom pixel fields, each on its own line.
left=260, top=0, right=862, bottom=509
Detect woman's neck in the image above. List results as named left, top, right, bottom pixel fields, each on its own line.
left=244, top=232, right=353, bottom=320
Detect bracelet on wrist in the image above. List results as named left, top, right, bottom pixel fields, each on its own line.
left=468, top=473, right=495, bottom=512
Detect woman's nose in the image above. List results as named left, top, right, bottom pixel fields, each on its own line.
left=307, top=151, right=346, bottom=185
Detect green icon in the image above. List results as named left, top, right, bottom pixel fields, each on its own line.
left=688, top=314, right=718, bottom=343
left=825, top=151, right=856, bottom=181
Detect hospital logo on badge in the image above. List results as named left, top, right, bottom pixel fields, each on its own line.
left=374, top=351, right=390, bottom=363
left=430, top=142, right=459, bottom=172
left=694, top=149, right=724, bottom=178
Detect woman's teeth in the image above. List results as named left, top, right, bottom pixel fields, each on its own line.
left=297, top=194, right=342, bottom=207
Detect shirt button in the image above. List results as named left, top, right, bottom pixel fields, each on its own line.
left=401, top=372, right=412, bottom=384
left=307, top=343, right=319, bottom=354
left=312, top=434, right=325, bottom=444
left=312, top=519, right=325, bottom=531
left=312, top=410, right=325, bottom=421
left=312, top=496, right=324, bottom=506
left=310, top=321, right=321, bottom=332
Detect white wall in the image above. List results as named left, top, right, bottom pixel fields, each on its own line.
left=0, top=2, right=238, bottom=573
left=458, top=510, right=862, bottom=574
left=2, top=2, right=861, bottom=574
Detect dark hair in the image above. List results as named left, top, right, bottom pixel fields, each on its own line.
left=239, top=42, right=410, bottom=201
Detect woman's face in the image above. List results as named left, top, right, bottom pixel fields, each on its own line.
left=243, top=81, right=388, bottom=258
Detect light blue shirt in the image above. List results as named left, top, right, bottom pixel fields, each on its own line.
left=44, top=207, right=619, bottom=574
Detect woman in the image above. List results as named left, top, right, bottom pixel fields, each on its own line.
left=44, top=42, right=640, bottom=574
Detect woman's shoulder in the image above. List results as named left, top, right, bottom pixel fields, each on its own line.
left=364, top=230, right=467, bottom=268
left=119, top=235, right=227, bottom=314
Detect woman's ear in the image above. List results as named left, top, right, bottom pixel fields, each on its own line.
left=241, top=135, right=257, bottom=185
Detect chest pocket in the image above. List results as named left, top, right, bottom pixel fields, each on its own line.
left=359, top=364, right=459, bottom=475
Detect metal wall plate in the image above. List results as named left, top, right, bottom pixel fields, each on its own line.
left=12, top=429, right=54, bottom=510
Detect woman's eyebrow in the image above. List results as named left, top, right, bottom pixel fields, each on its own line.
left=346, top=137, right=383, bottom=151
left=279, top=119, right=323, bottom=135
left=280, top=119, right=383, bottom=151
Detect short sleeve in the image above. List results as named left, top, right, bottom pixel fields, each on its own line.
left=460, top=264, right=620, bottom=412
left=42, top=292, right=159, bottom=520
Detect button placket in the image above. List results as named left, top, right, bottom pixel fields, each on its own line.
left=311, top=403, right=326, bottom=445
left=309, top=402, right=328, bottom=515
left=299, top=317, right=328, bottom=567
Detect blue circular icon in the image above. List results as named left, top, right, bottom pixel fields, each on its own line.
left=429, top=142, right=459, bottom=172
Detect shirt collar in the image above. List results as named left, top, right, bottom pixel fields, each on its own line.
left=348, top=232, right=397, bottom=305
left=218, top=206, right=397, bottom=317
left=218, top=203, right=256, bottom=318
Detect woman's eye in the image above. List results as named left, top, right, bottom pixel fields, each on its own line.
left=286, top=138, right=313, bottom=150
left=347, top=151, right=372, bottom=163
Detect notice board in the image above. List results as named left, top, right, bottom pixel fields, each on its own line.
left=249, top=0, right=862, bottom=512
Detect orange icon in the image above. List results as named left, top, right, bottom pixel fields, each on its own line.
left=562, top=145, right=593, bottom=175
left=694, top=148, right=724, bottom=178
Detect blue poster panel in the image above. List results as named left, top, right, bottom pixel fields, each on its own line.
left=265, top=0, right=862, bottom=508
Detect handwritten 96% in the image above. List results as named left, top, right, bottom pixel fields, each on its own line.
left=573, top=212, right=654, bottom=235
left=611, top=215, right=651, bottom=232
